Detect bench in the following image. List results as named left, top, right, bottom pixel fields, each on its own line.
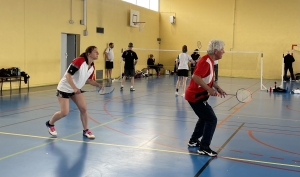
left=0, top=76, right=29, bottom=94
left=147, top=65, right=164, bottom=76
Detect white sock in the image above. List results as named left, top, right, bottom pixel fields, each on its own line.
left=131, top=86, right=133, bottom=88
left=121, top=85, right=124, bottom=87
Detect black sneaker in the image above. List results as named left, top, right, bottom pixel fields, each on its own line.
left=120, top=86, right=123, bottom=91
left=198, top=146, right=218, bottom=156
left=130, top=87, right=135, bottom=91
left=188, top=139, right=201, bottom=147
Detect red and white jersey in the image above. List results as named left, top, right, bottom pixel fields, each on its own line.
left=185, top=54, right=214, bottom=102
left=57, top=57, right=95, bottom=93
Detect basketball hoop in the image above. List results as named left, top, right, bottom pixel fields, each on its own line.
left=133, top=22, right=146, bottom=32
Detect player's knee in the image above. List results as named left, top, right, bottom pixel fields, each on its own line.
left=78, top=106, right=87, bottom=113
left=60, top=110, right=69, bottom=117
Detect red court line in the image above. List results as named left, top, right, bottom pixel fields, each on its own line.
left=98, top=84, right=300, bottom=164
left=216, top=103, right=250, bottom=128
left=230, top=150, right=243, bottom=153
left=87, top=90, right=206, bottom=152
left=286, top=105, right=300, bottom=112
left=270, top=156, right=284, bottom=160
left=0, top=101, right=57, bottom=114
left=249, top=153, right=263, bottom=156
left=293, top=160, right=300, bottom=162
left=220, top=127, right=300, bottom=137
left=248, top=130, right=300, bottom=156
left=102, top=90, right=181, bottom=140
left=88, top=115, right=190, bottom=152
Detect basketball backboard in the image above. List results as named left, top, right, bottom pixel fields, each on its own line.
left=130, top=9, right=139, bottom=28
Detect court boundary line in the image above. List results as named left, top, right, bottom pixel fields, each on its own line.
left=248, top=130, right=300, bottom=156
left=194, top=123, right=245, bottom=177
left=1, top=128, right=300, bottom=170
left=0, top=108, right=149, bottom=161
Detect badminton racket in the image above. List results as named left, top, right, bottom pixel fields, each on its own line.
left=197, top=41, right=202, bottom=50
left=224, top=88, right=252, bottom=103
left=209, top=88, right=252, bottom=103
left=81, top=86, right=115, bottom=95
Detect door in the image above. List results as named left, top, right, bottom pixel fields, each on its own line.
left=60, top=33, right=78, bottom=78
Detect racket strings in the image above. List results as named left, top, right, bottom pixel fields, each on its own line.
left=236, top=89, right=252, bottom=103
left=197, top=41, right=202, bottom=49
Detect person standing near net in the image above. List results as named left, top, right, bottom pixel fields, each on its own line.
left=121, top=42, right=138, bottom=91
left=46, top=46, right=102, bottom=139
left=284, top=51, right=295, bottom=81
left=185, top=39, right=226, bottom=156
left=104, top=42, right=114, bottom=82
left=175, top=45, right=195, bottom=97
left=191, top=49, right=200, bottom=75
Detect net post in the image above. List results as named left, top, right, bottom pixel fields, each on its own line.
left=278, top=53, right=284, bottom=88
left=260, top=53, right=267, bottom=90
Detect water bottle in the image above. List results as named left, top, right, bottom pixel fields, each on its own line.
left=18, top=68, right=21, bottom=76
left=286, top=86, right=289, bottom=93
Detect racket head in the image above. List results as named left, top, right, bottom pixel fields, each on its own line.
left=235, top=88, right=252, bottom=103
left=197, top=41, right=202, bottom=50
left=99, top=87, right=115, bottom=95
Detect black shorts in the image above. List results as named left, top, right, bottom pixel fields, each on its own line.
left=177, top=69, right=189, bottom=77
left=56, top=90, right=76, bottom=98
left=124, top=69, right=135, bottom=77
left=106, top=61, right=114, bottom=69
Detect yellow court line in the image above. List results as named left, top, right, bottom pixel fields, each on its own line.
left=221, top=156, right=300, bottom=168
left=1, top=130, right=299, bottom=169
left=0, top=108, right=149, bottom=161
left=62, top=139, right=300, bottom=169
left=62, top=139, right=191, bottom=155
left=0, top=132, right=56, bottom=139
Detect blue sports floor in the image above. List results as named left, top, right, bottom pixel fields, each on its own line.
left=0, top=75, right=300, bottom=177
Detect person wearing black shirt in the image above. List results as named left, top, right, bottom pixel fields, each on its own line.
left=191, top=49, right=200, bottom=75
left=284, top=51, right=295, bottom=81
left=121, top=42, right=138, bottom=91
left=147, top=54, right=160, bottom=76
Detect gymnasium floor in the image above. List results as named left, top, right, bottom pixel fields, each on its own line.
left=0, top=75, right=299, bottom=177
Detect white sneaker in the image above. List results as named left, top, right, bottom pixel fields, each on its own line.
left=46, top=121, right=57, bottom=136
left=83, top=129, right=95, bottom=139
left=175, top=92, right=179, bottom=96
left=181, top=94, right=185, bottom=97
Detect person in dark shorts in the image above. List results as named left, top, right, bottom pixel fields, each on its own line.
left=45, top=46, right=103, bottom=139
left=121, top=42, right=138, bottom=91
left=175, top=45, right=194, bottom=97
left=105, top=42, right=114, bottom=81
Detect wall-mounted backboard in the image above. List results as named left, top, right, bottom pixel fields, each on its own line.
left=130, top=9, right=139, bottom=28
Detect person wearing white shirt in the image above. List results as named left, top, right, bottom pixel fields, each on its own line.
left=105, top=43, right=114, bottom=81
left=175, top=45, right=195, bottom=97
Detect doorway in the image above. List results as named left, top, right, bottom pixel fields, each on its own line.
left=61, top=33, right=80, bottom=78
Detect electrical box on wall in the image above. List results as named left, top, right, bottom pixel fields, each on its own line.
left=170, top=16, right=175, bottom=24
